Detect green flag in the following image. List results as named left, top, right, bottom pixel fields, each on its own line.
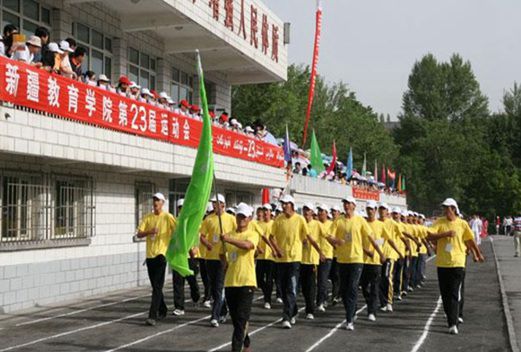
left=402, top=175, right=406, bottom=191
left=310, top=130, right=325, bottom=173
left=166, top=50, right=214, bottom=277
left=362, top=153, right=367, bottom=177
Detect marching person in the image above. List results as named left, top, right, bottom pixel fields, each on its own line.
left=514, top=213, right=521, bottom=257
left=326, top=196, right=385, bottom=331
left=269, top=195, right=320, bottom=329
left=329, top=205, right=342, bottom=306
left=392, top=208, right=410, bottom=302
left=316, top=204, right=334, bottom=312
left=427, top=198, right=485, bottom=335
left=255, top=204, right=276, bottom=309
left=171, top=199, right=200, bottom=316
left=136, top=193, right=176, bottom=326
left=222, top=203, right=259, bottom=352
left=200, top=194, right=237, bottom=327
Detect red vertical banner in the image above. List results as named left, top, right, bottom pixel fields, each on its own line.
left=301, top=0, right=323, bottom=146
left=261, top=188, right=270, bottom=204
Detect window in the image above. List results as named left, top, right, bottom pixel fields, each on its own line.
left=135, top=182, right=155, bottom=228
left=0, top=172, right=94, bottom=248
left=73, top=22, right=113, bottom=77
left=1, top=0, right=51, bottom=37
left=170, top=67, right=194, bottom=103
left=128, top=47, right=156, bottom=90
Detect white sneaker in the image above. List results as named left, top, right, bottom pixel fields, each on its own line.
left=210, top=319, right=219, bottom=327
left=380, top=306, right=388, bottom=312
left=386, top=304, right=393, bottom=312
left=458, top=317, right=464, bottom=324
left=276, top=297, right=283, bottom=303
left=368, top=314, right=376, bottom=322
left=345, top=322, right=355, bottom=331
left=317, top=304, right=326, bottom=312
left=203, top=300, right=211, bottom=308
left=290, top=316, right=297, bottom=325
left=306, top=313, right=314, bottom=320
left=449, top=325, right=459, bottom=335
left=396, top=294, right=402, bottom=301
left=172, top=309, right=185, bottom=316
left=264, top=302, right=271, bottom=310
left=282, top=320, right=292, bottom=329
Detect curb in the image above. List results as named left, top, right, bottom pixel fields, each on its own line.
left=490, top=237, right=520, bottom=352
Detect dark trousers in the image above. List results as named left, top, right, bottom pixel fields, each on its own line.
left=146, top=255, right=168, bottom=320
left=276, top=262, right=300, bottom=321
left=198, top=258, right=211, bottom=301
left=206, top=259, right=228, bottom=320
left=274, top=266, right=282, bottom=299
left=393, top=258, right=404, bottom=294
left=360, top=264, right=381, bottom=315
left=317, top=259, right=332, bottom=306
left=410, top=256, right=419, bottom=287
left=173, top=258, right=201, bottom=310
left=329, top=258, right=340, bottom=301
left=300, top=264, right=317, bottom=315
left=379, top=259, right=395, bottom=306
left=225, top=287, right=253, bottom=352
left=418, top=253, right=427, bottom=282
left=256, top=259, right=274, bottom=304
left=437, top=267, right=465, bottom=327
left=402, top=257, right=410, bottom=292
left=338, top=263, right=364, bottom=323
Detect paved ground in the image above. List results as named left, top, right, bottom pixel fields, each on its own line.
left=0, top=239, right=514, bottom=352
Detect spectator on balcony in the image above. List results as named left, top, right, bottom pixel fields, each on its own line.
left=190, top=105, right=201, bottom=120
left=117, top=76, right=131, bottom=97
left=128, top=81, right=140, bottom=99
left=158, top=91, right=169, bottom=108
left=176, top=99, right=191, bottom=116
left=47, top=42, right=63, bottom=72
left=84, top=70, right=97, bottom=87
left=307, top=164, right=318, bottom=178
left=149, top=90, right=159, bottom=106
left=244, top=125, right=255, bottom=136
left=0, top=24, right=18, bottom=57
left=65, top=37, right=77, bottom=51
left=254, top=121, right=278, bottom=145
left=293, top=162, right=303, bottom=175
left=12, top=35, right=42, bottom=66
left=219, top=112, right=229, bottom=125
left=97, top=74, right=112, bottom=90
left=167, top=98, right=176, bottom=111
left=140, top=88, right=154, bottom=104
left=70, top=46, right=86, bottom=80
left=34, top=26, right=49, bottom=63
left=58, top=40, right=75, bottom=79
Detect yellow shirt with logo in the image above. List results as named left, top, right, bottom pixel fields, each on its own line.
left=331, top=215, right=372, bottom=264
left=381, top=218, right=403, bottom=260
left=302, top=219, right=321, bottom=265
left=255, top=220, right=274, bottom=261
left=319, top=220, right=334, bottom=260
left=138, top=211, right=177, bottom=259
left=224, top=229, right=259, bottom=287
left=364, top=219, right=390, bottom=265
left=271, top=213, right=309, bottom=263
left=430, top=217, right=473, bottom=268
left=201, top=212, right=237, bottom=260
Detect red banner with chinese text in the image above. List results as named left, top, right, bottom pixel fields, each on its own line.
left=0, top=56, right=284, bottom=168
left=352, top=188, right=380, bottom=201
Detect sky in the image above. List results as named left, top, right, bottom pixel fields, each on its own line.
left=264, top=0, right=521, bottom=119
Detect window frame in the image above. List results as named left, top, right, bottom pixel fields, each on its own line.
left=72, top=22, right=113, bottom=78
left=1, top=0, right=52, bottom=37
left=170, top=67, right=194, bottom=103
left=128, top=47, right=156, bottom=90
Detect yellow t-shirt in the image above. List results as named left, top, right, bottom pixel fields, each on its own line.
left=364, top=220, right=390, bottom=265
left=138, top=211, right=177, bottom=259
left=256, top=220, right=274, bottom=261
left=404, top=223, right=419, bottom=257
left=319, top=220, right=334, bottom=259
left=271, top=213, right=309, bottom=263
left=331, top=215, right=372, bottom=264
left=302, top=219, right=321, bottom=265
left=381, top=218, right=402, bottom=261
left=430, top=217, right=473, bottom=268
left=418, top=225, right=428, bottom=254
left=224, top=229, right=259, bottom=287
left=201, top=212, right=237, bottom=260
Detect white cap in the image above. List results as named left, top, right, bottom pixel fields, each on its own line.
left=236, top=122, right=243, bottom=129
left=152, top=192, right=166, bottom=202
left=47, top=42, right=63, bottom=54
left=401, top=210, right=408, bottom=217
left=331, top=205, right=342, bottom=212
left=407, top=210, right=415, bottom=216
left=279, top=194, right=295, bottom=205
left=302, top=202, right=316, bottom=213
left=391, top=207, right=402, bottom=214
left=210, top=193, right=226, bottom=203
left=206, top=202, right=214, bottom=213
left=129, top=81, right=140, bottom=89
left=413, top=212, right=419, bottom=217
left=317, top=204, right=329, bottom=211
left=226, top=207, right=236, bottom=214
left=141, top=88, right=153, bottom=97
left=419, top=214, right=426, bottom=219
left=236, top=202, right=253, bottom=217
left=26, top=35, right=41, bottom=48
left=262, top=203, right=272, bottom=210
left=342, top=196, right=357, bottom=206
left=177, top=198, right=184, bottom=207
left=442, top=198, right=458, bottom=208
left=366, top=200, right=378, bottom=209
left=230, top=118, right=238, bottom=126
left=98, top=74, right=110, bottom=82
left=378, top=202, right=390, bottom=210
left=59, top=40, right=74, bottom=53
left=244, top=126, right=254, bottom=133
left=167, top=98, right=175, bottom=105
left=159, top=91, right=169, bottom=99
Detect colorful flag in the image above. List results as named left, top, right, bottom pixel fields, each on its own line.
left=374, top=160, right=378, bottom=183
left=381, top=165, right=386, bottom=185
left=397, top=173, right=402, bottom=192
left=347, top=147, right=353, bottom=179
left=310, top=130, right=325, bottom=173
left=262, top=188, right=270, bottom=204
left=402, top=175, right=406, bottom=192
left=326, top=140, right=337, bottom=175
left=283, top=124, right=292, bottom=163
left=166, top=51, right=214, bottom=277
left=362, top=153, right=367, bottom=177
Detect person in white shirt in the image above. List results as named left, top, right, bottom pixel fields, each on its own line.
left=97, top=74, right=111, bottom=91
left=469, top=214, right=483, bottom=245
left=11, top=35, right=42, bottom=65
left=58, top=40, right=75, bottom=79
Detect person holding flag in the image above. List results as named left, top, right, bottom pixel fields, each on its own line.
left=222, top=203, right=259, bottom=352
left=137, top=192, right=176, bottom=326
